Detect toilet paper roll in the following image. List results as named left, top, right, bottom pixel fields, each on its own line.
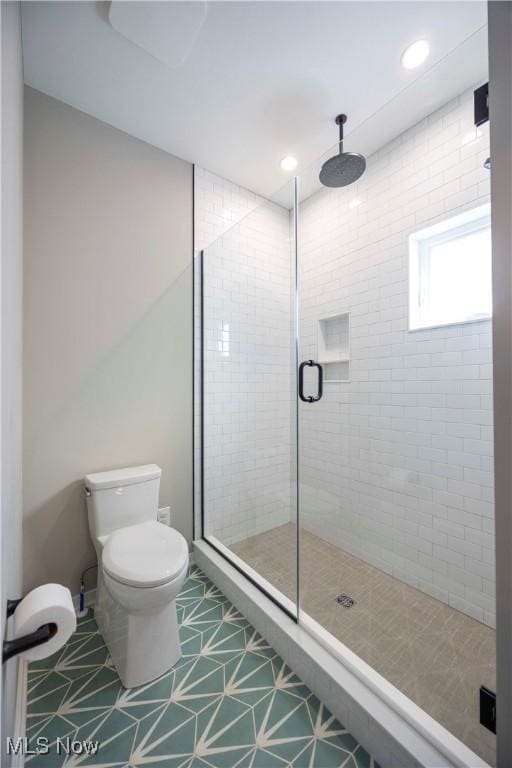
left=13, top=584, right=77, bottom=661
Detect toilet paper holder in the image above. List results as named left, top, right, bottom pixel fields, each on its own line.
left=3, top=598, right=57, bottom=664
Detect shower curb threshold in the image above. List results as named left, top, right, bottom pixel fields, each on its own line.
left=194, top=539, right=490, bottom=768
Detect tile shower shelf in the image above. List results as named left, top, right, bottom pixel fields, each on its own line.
left=317, top=313, right=350, bottom=382
left=318, top=355, right=350, bottom=363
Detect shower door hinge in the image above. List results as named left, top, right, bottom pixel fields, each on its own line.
left=479, top=685, right=496, bottom=734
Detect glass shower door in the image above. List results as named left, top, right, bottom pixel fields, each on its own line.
left=295, top=88, right=496, bottom=765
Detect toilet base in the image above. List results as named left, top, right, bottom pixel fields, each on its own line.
left=95, top=571, right=184, bottom=689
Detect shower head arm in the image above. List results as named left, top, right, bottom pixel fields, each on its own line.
left=319, top=112, right=365, bottom=188
left=335, top=114, right=347, bottom=155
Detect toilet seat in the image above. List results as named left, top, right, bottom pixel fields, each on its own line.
left=102, top=520, right=188, bottom=588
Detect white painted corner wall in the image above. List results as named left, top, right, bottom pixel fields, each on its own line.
left=488, top=2, right=512, bottom=765
left=23, top=88, right=193, bottom=596
left=0, top=1, right=24, bottom=762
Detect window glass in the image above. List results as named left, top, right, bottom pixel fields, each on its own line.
left=409, top=205, right=492, bottom=330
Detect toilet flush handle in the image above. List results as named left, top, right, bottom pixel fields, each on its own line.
left=83, top=486, right=91, bottom=498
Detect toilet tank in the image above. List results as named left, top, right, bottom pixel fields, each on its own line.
left=84, top=464, right=161, bottom=540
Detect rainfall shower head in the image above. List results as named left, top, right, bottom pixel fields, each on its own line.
left=319, top=114, right=366, bottom=188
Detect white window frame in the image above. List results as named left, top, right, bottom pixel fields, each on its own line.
left=408, top=203, right=492, bottom=331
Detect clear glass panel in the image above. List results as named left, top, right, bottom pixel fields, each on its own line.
left=199, top=176, right=299, bottom=616
left=296, top=35, right=495, bottom=764
left=195, top=20, right=495, bottom=765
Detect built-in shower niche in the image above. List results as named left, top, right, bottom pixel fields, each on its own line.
left=317, top=313, right=350, bottom=382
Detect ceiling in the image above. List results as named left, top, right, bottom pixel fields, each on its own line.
left=21, top=1, right=488, bottom=199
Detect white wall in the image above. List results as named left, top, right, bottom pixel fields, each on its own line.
left=23, top=88, right=193, bottom=595
left=0, top=0, right=24, bottom=755
left=488, top=2, right=512, bottom=761
left=299, top=89, right=494, bottom=625
left=195, top=168, right=294, bottom=544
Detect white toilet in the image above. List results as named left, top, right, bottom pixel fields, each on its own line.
left=84, top=464, right=189, bottom=688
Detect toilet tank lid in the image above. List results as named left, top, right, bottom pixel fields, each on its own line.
left=84, top=464, right=161, bottom=490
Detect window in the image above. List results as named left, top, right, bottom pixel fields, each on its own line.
left=409, top=204, right=492, bottom=331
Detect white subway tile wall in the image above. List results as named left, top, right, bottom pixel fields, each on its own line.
left=195, top=168, right=267, bottom=253
left=194, top=169, right=270, bottom=538
left=195, top=168, right=294, bottom=544
left=195, top=87, right=495, bottom=627
left=299, top=89, right=494, bottom=626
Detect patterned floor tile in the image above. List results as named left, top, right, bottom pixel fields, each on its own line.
left=24, top=566, right=378, bottom=768
left=232, top=523, right=496, bottom=766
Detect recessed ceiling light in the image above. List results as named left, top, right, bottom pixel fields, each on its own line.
left=401, top=40, right=430, bottom=70
left=280, top=156, right=298, bottom=172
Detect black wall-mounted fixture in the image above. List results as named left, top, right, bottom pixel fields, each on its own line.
left=299, top=360, right=323, bottom=403
left=474, top=82, right=489, bottom=127
left=480, top=685, right=496, bottom=734
left=2, top=598, right=57, bottom=664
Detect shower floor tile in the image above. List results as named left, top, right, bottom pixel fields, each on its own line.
left=231, top=523, right=496, bottom=767
left=25, top=565, right=378, bottom=768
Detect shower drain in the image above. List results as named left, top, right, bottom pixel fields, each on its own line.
left=336, top=594, right=355, bottom=608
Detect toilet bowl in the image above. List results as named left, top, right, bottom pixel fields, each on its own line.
left=85, top=465, right=189, bottom=688
left=96, top=521, right=188, bottom=687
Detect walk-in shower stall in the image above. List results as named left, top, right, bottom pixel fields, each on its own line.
left=194, top=29, right=496, bottom=767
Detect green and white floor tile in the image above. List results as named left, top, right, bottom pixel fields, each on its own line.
left=25, top=565, right=379, bottom=768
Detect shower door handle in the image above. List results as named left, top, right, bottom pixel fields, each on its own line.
left=299, top=360, right=323, bottom=403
